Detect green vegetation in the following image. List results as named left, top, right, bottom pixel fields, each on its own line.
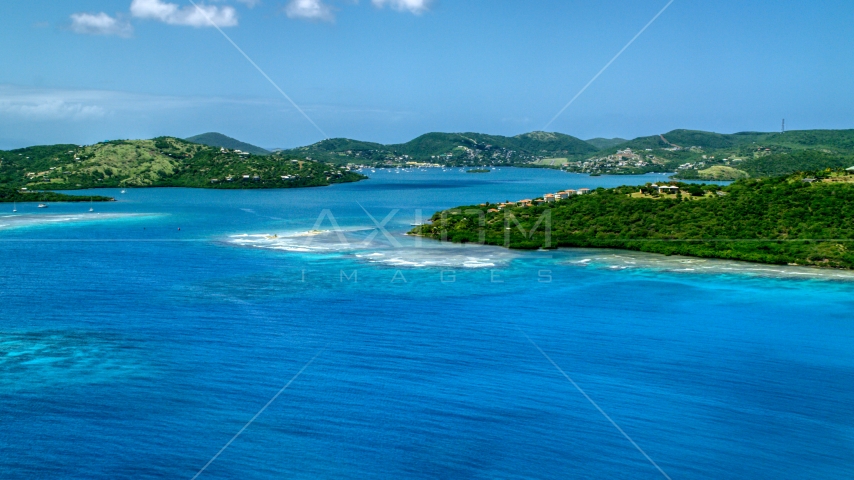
left=569, top=129, right=854, bottom=180
left=281, top=131, right=598, bottom=166
left=0, top=188, right=114, bottom=204
left=466, top=169, right=491, bottom=173
left=185, top=132, right=270, bottom=155
left=412, top=171, right=854, bottom=269
left=738, top=150, right=853, bottom=177
left=217, top=128, right=854, bottom=176
left=585, top=137, right=628, bottom=150
left=4, top=128, right=853, bottom=197
left=0, top=137, right=366, bottom=192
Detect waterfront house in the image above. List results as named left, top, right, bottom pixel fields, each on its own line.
left=544, top=194, right=555, bottom=203
left=555, top=192, right=568, bottom=200
left=253, top=175, right=261, bottom=181
left=847, top=166, right=854, bottom=172
left=226, top=176, right=233, bottom=182
left=577, top=188, right=591, bottom=195
left=566, top=189, right=576, bottom=195
left=518, top=199, right=533, bottom=207
left=242, top=175, right=250, bottom=180
left=658, top=185, right=680, bottom=194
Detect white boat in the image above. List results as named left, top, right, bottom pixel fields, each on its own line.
left=38, top=204, right=48, bottom=209
left=12, top=202, right=16, bottom=213
left=121, top=189, right=126, bottom=194
left=89, top=200, right=94, bottom=212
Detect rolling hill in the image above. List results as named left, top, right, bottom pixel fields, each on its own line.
left=611, top=129, right=854, bottom=153
left=585, top=137, right=628, bottom=150
left=282, top=131, right=598, bottom=166
left=0, top=137, right=365, bottom=192
left=3, top=129, right=853, bottom=195
left=573, top=129, right=854, bottom=180
left=185, top=132, right=270, bottom=156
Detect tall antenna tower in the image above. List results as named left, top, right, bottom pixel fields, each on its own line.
left=782, top=119, right=785, bottom=133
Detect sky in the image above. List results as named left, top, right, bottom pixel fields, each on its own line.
left=1, top=0, right=853, bottom=150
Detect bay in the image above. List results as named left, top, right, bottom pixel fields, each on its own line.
left=1, top=168, right=852, bottom=479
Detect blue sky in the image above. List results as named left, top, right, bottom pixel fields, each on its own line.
left=1, top=0, right=852, bottom=149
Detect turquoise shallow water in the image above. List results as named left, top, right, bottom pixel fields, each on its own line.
left=1, top=168, right=853, bottom=479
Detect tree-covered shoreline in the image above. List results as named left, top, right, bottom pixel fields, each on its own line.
left=412, top=171, right=854, bottom=269
left=0, top=189, right=115, bottom=203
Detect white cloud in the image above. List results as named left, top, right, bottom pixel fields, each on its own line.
left=285, top=0, right=334, bottom=22
left=0, top=95, right=107, bottom=122
left=371, top=0, right=432, bottom=15
left=0, top=85, right=278, bottom=123
left=130, top=0, right=238, bottom=27
left=70, top=12, right=134, bottom=38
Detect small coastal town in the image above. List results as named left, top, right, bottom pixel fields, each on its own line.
left=563, top=148, right=660, bottom=174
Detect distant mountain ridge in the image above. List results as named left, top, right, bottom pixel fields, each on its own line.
left=185, top=132, right=270, bottom=156
left=185, top=128, right=854, bottom=178
left=4, top=129, right=852, bottom=189
left=284, top=131, right=599, bottom=165
left=608, top=129, right=854, bottom=152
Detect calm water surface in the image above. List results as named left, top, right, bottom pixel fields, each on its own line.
left=1, top=169, right=852, bottom=479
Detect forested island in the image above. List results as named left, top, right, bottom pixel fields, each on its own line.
left=411, top=170, right=854, bottom=269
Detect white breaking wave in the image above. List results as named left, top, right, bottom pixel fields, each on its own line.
left=226, top=228, right=518, bottom=269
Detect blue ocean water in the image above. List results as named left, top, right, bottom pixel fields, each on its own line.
left=1, top=168, right=852, bottom=479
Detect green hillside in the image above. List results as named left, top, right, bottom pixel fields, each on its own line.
left=585, top=137, right=628, bottom=150
left=570, top=129, right=854, bottom=179
left=413, top=170, right=854, bottom=269
left=185, top=132, right=270, bottom=156
left=279, top=128, right=854, bottom=175
left=509, top=131, right=598, bottom=155
left=287, top=138, right=388, bottom=163
left=0, top=137, right=365, bottom=193
left=4, top=129, right=852, bottom=195
left=281, top=131, right=597, bottom=166
left=611, top=129, right=854, bottom=154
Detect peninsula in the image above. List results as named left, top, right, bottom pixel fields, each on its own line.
left=411, top=170, right=854, bottom=269
left=0, top=188, right=115, bottom=204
